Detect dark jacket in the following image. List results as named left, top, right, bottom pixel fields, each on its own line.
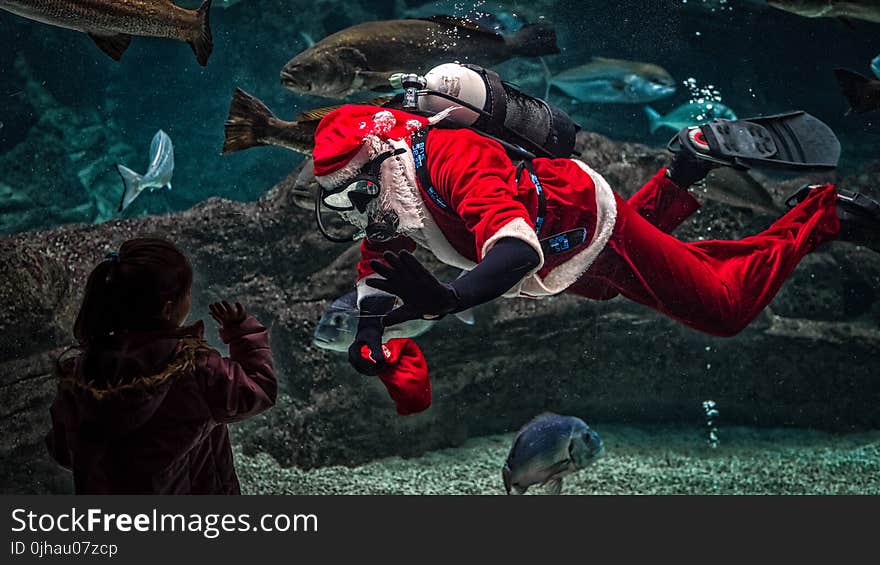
left=46, top=317, right=276, bottom=494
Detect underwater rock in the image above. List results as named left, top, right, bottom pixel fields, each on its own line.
left=1, top=131, right=879, bottom=493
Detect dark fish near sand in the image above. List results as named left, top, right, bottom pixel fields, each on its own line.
left=835, top=68, right=880, bottom=114
left=0, top=0, right=213, bottom=65
left=768, top=0, right=880, bottom=23
left=280, top=15, right=559, bottom=99
left=223, top=88, right=398, bottom=155
left=503, top=413, right=603, bottom=495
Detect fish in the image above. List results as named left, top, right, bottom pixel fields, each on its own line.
left=549, top=57, right=677, bottom=104
left=644, top=101, right=738, bottom=134
left=116, top=130, right=174, bottom=212
left=768, top=0, right=880, bottom=23
left=223, top=88, right=399, bottom=155
left=280, top=15, right=559, bottom=99
left=502, top=413, right=603, bottom=495
left=873, top=54, right=880, bottom=79
left=0, top=0, right=213, bottom=66
left=314, top=289, right=475, bottom=353
left=700, top=169, right=784, bottom=216
left=292, top=159, right=318, bottom=210
left=835, top=68, right=880, bottom=114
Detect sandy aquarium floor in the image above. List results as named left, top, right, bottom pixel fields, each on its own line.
left=235, top=425, right=880, bottom=495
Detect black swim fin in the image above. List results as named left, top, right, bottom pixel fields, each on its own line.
left=668, top=111, right=841, bottom=172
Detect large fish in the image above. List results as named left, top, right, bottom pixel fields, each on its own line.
left=313, top=289, right=475, bottom=353
left=503, top=413, right=604, bottom=495
left=835, top=68, right=880, bottom=114
left=550, top=57, right=677, bottom=104
left=116, top=130, right=174, bottom=212
left=280, top=15, right=560, bottom=99
left=644, top=101, right=738, bottom=134
left=0, top=0, right=213, bottom=66
left=699, top=169, right=784, bottom=216
left=768, top=0, right=880, bottom=23
left=223, top=88, right=398, bottom=155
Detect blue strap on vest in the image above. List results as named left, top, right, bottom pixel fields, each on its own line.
left=409, top=128, right=590, bottom=256
left=410, top=128, right=546, bottom=237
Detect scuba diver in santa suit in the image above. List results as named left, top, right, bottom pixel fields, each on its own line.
left=309, top=64, right=880, bottom=376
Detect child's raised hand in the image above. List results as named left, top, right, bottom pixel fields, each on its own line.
left=209, top=300, right=247, bottom=327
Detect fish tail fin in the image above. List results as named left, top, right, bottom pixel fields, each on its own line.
left=116, top=164, right=143, bottom=212
left=507, top=23, right=560, bottom=57
left=834, top=68, right=871, bottom=114
left=223, top=88, right=278, bottom=154
left=190, top=0, right=213, bottom=67
left=644, top=106, right=663, bottom=134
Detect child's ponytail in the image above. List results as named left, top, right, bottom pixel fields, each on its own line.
left=72, top=254, right=122, bottom=345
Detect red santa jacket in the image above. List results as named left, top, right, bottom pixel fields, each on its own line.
left=356, top=127, right=671, bottom=303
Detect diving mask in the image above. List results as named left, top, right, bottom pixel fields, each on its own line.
left=316, top=148, right=406, bottom=243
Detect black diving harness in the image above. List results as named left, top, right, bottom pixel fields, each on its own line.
left=410, top=127, right=588, bottom=255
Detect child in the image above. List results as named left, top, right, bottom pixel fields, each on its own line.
left=46, top=237, right=276, bottom=494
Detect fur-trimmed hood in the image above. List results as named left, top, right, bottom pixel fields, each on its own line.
left=55, top=322, right=212, bottom=439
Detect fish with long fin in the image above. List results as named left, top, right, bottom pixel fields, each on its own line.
left=644, top=101, right=738, bottom=134
left=0, top=0, right=213, bottom=65
left=116, top=130, right=174, bottom=212
left=549, top=57, right=677, bottom=104
left=280, top=16, right=559, bottom=99
left=223, top=88, right=399, bottom=155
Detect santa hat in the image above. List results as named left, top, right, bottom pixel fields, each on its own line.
left=313, top=105, right=456, bottom=189
left=373, top=338, right=432, bottom=416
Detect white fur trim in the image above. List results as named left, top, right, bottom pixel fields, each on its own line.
left=406, top=193, right=478, bottom=271
left=518, top=161, right=618, bottom=297
left=356, top=274, right=394, bottom=308
left=315, top=135, right=384, bottom=189
left=380, top=138, right=426, bottom=231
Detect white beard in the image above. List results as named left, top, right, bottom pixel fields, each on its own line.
left=377, top=138, right=426, bottom=234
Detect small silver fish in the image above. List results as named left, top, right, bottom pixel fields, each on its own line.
left=314, top=289, right=475, bottom=353
left=550, top=57, right=676, bottom=104
left=644, top=101, right=738, bottom=134
left=503, top=413, right=604, bottom=495
left=116, top=130, right=174, bottom=212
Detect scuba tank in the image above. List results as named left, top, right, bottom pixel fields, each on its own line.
left=392, top=63, right=580, bottom=160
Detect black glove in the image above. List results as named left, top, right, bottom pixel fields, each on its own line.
left=365, top=251, right=460, bottom=326
left=347, top=295, right=394, bottom=376
left=666, top=150, right=716, bottom=189
left=366, top=239, right=541, bottom=327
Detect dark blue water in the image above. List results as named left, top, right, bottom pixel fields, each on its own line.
left=0, top=0, right=878, bottom=233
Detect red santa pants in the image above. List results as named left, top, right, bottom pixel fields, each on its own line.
left=568, top=179, right=841, bottom=337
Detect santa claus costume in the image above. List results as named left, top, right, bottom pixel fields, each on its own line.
left=311, top=104, right=849, bottom=342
